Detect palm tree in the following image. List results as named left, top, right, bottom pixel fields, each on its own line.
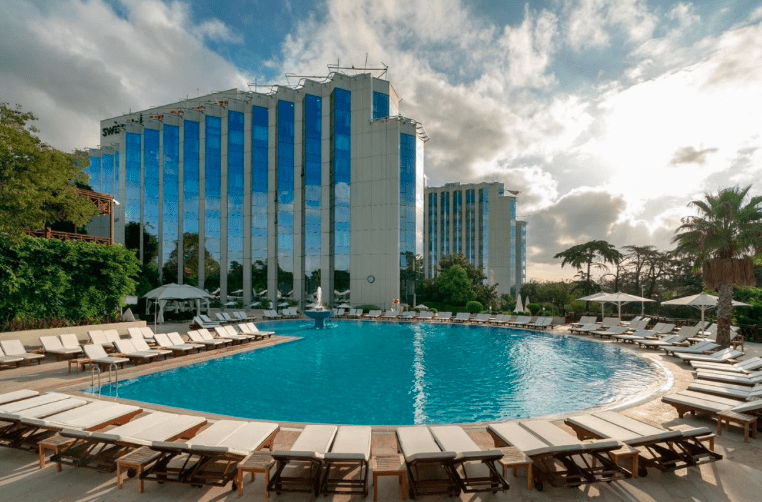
left=554, top=240, right=623, bottom=297
left=673, top=185, right=762, bottom=347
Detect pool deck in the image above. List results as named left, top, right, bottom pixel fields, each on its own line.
left=1, top=320, right=762, bottom=501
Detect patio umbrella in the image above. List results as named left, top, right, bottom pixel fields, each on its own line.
left=662, top=293, right=750, bottom=330
left=514, top=294, right=523, bottom=313
left=337, top=303, right=352, bottom=309
left=143, top=283, right=213, bottom=327
left=577, top=292, right=609, bottom=318
left=596, top=292, right=655, bottom=321
left=415, top=304, right=429, bottom=310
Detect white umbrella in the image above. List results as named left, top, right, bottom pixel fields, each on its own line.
left=514, top=294, right=524, bottom=313
left=249, top=301, right=262, bottom=308
left=577, top=292, right=609, bottom=317
left=596, top=292, right=656, bottom=321
left=337, top=303, right=352, bottom=309
left=415, top=304, right=429, bottom=310
left=662, top=292, right=750, bottom=330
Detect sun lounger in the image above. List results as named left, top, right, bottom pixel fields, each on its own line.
left=636, top=334, right=690, bottom=349
left=691, top=356, right=762, bottom=373
left=244, top=322, right=275, bottom=338
left=396, top=426, right=459, bottom=497
left=429, top=425, right=508, bottom=494
left=82, top=344, right=129, bottom=369
left=198, top=328, right=234, bottom=346
left=613, top=329, right=655, bottom=343
left=140, top=327, right=157, bottom=340
left=320, top=426, right=372, bottom=495
left=130, top=336, right=171, bottom=358
left=453, top=312, right=472, bottom=323
left=662, top=340, right=719, bottom=356
left=0, top=395, right=91, bottom=448
left=383, top=310, right=400, bottom=319
left=695, top=369, right=762, bottom=385
left=193, top=315, right=219, bottom=329
left=473, top=313, right=492, bottom=324
left=434, top=311, right=451, bottom=322
left=365, top=310, right=382, bottom=319
left=141, top=419, right=279, bottom=489
left=674, top=348, right=743, bottom=363
left=0, top=345, right=24, bottom=368
left=88, top=330, right=115, bottom=351
left=488, top=420, right=628, bottom=490
left=224, top=325, right=255, bottom=342
left=400, top=311, right=417, bottom=320
left=153, top=333, right=198, bottom=355
left=532, top=317, right=554, bottom=329
left=112, top=339, right=162, bottom=365
left=103, top=330, right=122, bottom=345
left=39, top=335, right=83, bottom=360
left=564, top=411, right=721, bottom=476
left=0, top=390, right=39, bottom=406
left=590, top=326, right=628, bottom=339
left=263, top=310, right=282, bottom=319
left=570, top=316, right=597, bottom=328
left=661, top=390, right=749, bottom=418
left=166, top=332, right=204, bottom=352
left=187, top=330, right=225, bottom=349
left=269, top=424, right=337, bottom=495
left=688, top=380, right=762, bottom=400
left=650, top=322, right=675, bottom=335
left=0, top=340, right=45, bottom=365
left=53, top=411, right=206, bottom=472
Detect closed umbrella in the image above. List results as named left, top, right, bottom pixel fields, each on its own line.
left=514, top=294, right=523, bottom=313
left=662, top=293, right=750, bottom=330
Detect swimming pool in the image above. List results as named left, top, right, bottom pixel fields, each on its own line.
left=91, top=321, right=663, bottom=425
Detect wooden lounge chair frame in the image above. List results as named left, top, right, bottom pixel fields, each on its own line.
left=396, top=427, right=460, bottom=498
left=319, top=426, right=372, bottom=496
left=268, top=425, right=337, bottom=495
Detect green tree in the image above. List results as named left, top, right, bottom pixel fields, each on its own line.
left=437, top=253, right=498, bottom=308
left=433, top=265, right=473, bottom=305
left=673, top=185, right=762, bottom=347
left=0, top=102, right=97, bottom=241
left=554, top=240, right=623, bottom=298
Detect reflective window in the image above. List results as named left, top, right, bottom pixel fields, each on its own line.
left=479, top=188, right=488, bottom=272
left=373, top=92, right=389, bottom=120
left=143, top=129, right=160, bottom=266
left=183, top=120, right=200, bottom=286
left=125, top=133, right=141, bottom=251
left=114, top=150, right=120, bottom=231
left=332, top=88, right=351, bottom=296
left=465, top=189, right=475, bottom=264
left=277, top=100, right=295, bottom=297
left=509, top=198, right=516, bottom=277
left=162, top=124, right=179, bottom=283
left=227, top=111, right=245, bottom=295
left=303, top=95, right=321, bottom=297
left=251, top=106, right=268, bottom=296
left=428, top=192, right=437, bottom=275
left=400, top=133, right=417, bottom=301
left=205, top=116, right=222, bottom=291
left=89, top=156, right=101, bottom=193
left=440, top=192, right=449, bottom=258
left=101, top=154, right=114, bottom=196
left=453, top=190, right=462, bottom=254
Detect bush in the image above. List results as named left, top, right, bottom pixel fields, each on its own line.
left=465, top=301, right=483, bottom=314
left=0, top=237, right=140, bottom=328
left=428, top=308, right=438, bottom=314
left=526, top=303, right=541, bottom=315
left=356, top=305, right=379, bottom=314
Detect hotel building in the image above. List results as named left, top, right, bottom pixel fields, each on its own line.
left=424, top=182, right=526, bottom=296
left=87, top=73, right=426, bottom=309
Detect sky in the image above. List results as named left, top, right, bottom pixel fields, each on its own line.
left=2, top=0, right=761, bottom=282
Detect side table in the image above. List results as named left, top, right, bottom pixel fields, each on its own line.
left=115, top=446, right=162, bottom=493
left=38, top=434, right=75, bottom=470
left=236, top=452, right=276, bottom=498
left=717, top=409, right=758, bottom=443
left=371, top=454, right=407, bottom=501
left=497, top=446, right=532, bottom=490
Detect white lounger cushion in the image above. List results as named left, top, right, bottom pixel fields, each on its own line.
left=397, top=426, right=456, bottom=462
left=38, top=401, right=140, bottom=430
left=0, top=393, right=71, bottom=413
left=218, top=421, right=279, bottom=455
left=188, top=420, right=247, bottom=446
left=0, top=398, right=88, bottom=421
left=285, top=424, right=337, bottom=458
left=324, top=426, right=372, bottom=461
left=430, top=425, right=502, bottom=461
left=0, top=390, right=39, bottom=406
left=488, top=422, right=555, bottom=456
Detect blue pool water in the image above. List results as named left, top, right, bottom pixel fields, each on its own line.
left=91, top=321, right=662, bottom=425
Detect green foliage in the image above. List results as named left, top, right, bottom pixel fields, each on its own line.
left=356, top=305, right=379, bottom=313
left=0, top=237, right=140, bottom=326
left=525, top=303, right=541, bottom=315
left=520, top=280, right=575, bottom=315
left=433, top=265, right=474, bottom=305
left=465, top=301, right=483, bottom=314
left=732, top=287, right=762, bottom=328
left=435, top=254, right=498, bottom=308
left=554, top=240, right=623, bottom=297
left=0, top=102, right=98, bottom=242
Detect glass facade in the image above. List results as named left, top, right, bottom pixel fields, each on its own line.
left=251, top=106, right=268, bottom=296
left=89, top=156, right=101, bottom=193
left=124, top=133, right=141, bottom=255
left=440, top=192, right=449, bottom=258
left=303, top=95, right=322, bottom=297
left=227, top=111, right=245, bottom=295
left=204, top=116, right=222, bottom=290
left=114, top=150, right=120, bottom=231
left=453, top=190, right=462, bottom=254
left=427, top=192, right=437, bottom=275
left=101, top=153, right=114, bottom=196
left=162, top=124, right=179, bottom=283
left=183, top=120, right=200, bottom=286
left=331, top=88, right=351, bottom=295
left=465, top=189, right=475, bottom=264
left=143, top=129, right=160, bottom=265
left=277, top=100, right=295, bottom=297
left=509, top=198, right=517, bottom=282
left=373, top=92, right=389, bottom=120
left=479, top=188, right=488, bottom=271
left=400, top=133, right=417, bottom=303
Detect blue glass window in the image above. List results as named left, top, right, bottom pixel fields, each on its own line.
left=124, top=133, right=141, bottom=244
left=101, top=154, right=114, bottom=196
left=89, top=156, right=101, bottom=193
left=373, top=92, right=389, bottom=120
left=465, top=189, right=475, bottom=264
left=428, top=193, right=437, bottom=275
left=400, top=133, right=417, bottom=299
left=251, top=106, right=268, bottom=296
left=453, top=190, right=462, bottom=254
left=479, top=188, right=488, bottom=272
left=205, top=116, right=222, bottom=290
left=332, top=88, right=351, bottom=295
left=144, top=129, right=160, bottom=265
left=303, top=95, right=322, bottom=297
left=277, top=100, right=295, bottom=296
left=440, top=192, right=449, bottom=258
left=227, top=111, right=245, bottom=295
left=183, top=120, right=200, bottom=286
left=114, top=150, right=120, bottom=230
left=162, top=124, right=179, bottom=283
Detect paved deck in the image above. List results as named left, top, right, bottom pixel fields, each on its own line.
left=1, top=320, right=761, bottom=501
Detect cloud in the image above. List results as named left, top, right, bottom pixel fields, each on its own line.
left=197, top=19, right=244, bottom=44
left=670, top=146, right=719, bottom=165
left=565, top=0, right=656, bottom=51
left=0, top=0, right=248, bottom=150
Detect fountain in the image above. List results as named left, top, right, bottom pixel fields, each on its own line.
left=303, top=286, right=332, bottom=329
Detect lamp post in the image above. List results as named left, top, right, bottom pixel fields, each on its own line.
left=641, top=285, right=645, bottom=316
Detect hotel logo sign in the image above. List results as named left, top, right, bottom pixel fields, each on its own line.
left=101, top=124, right=125, bottom=137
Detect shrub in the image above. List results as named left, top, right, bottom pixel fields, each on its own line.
left=428, top=308, right=438, bottom=314
left=526, top=303, right=541, bottom=315
left=465, top=301, right=483, bottom=314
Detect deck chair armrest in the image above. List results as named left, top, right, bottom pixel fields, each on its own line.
left=677, top=426, right=713, bottom=438
left=405, top=451, right=457, bottom=463
left=324, top=452, right=369, bottom=461
left=456, top=449, right=504, bottom=461
left=580, top=439, right=621, bottom=452
left=60, top=428, right=92, bottom=439
left=272, top=450, right=323, bottom=461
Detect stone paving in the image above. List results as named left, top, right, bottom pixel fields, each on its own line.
left=1, top=319, right=761, bottom=501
